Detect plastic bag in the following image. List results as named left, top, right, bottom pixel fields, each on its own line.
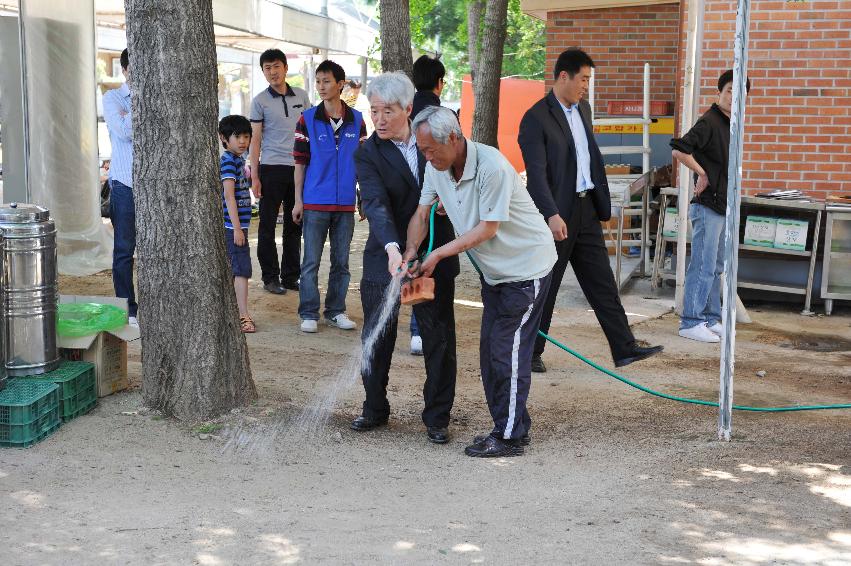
left=56, top=303, right=128, bottom=337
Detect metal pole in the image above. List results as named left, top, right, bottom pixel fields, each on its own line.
left=589, top=67, right=595, bottom=122
left=641, top=63, right=651, bottom=276
left=642, top=63, right=650, bottom=175
left=361, top=56, right=368, bottom=86
left=718, top=0, right=752, bottom=441
left=17, top=0, right=32, bottom=202
left=675, top=0, right=705, bottom=314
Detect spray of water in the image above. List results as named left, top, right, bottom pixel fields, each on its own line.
left=294, top=275, right=403, bottom=436
left=222, top=275, right=404, bottom=456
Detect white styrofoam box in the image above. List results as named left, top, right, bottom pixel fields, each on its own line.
left=744, top=216, right=777, bottom=247
left=662, top=207, right=680, bottom=237
left=773, top=218, right=809, bottom=251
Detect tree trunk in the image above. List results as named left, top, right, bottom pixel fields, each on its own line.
left=467, top=0, right=484, bottom=83
left=379, top=0, right=414, bottom=76
left=124, top=0, right=256, bottom=420
left=471, top=0, right=509, bottom=148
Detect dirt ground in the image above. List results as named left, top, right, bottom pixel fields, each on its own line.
left=2, top=221, right=850, bottom=565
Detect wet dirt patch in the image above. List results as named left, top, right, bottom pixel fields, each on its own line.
left=744, top=323, right=851, bottom=352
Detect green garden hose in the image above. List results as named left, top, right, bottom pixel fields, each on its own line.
left=424, top=202, right=851, bottom=413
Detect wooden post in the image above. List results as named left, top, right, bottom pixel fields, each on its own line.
left=675, top=0, right=705, bottom=314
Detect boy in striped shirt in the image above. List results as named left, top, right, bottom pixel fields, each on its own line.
left=219, top=115, right=256, bottom=333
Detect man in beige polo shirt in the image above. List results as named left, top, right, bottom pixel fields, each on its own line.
left=403, top=106, right=557, bottom=458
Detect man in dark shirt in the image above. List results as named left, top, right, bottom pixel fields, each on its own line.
left=671, top=69, right=750, bottom=343
left=411, top=55, right=445, bottom=119
left=407, top=54, right=447, bottom=355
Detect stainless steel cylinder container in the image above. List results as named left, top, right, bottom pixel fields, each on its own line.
left=0, top=203, right=59, bottom=376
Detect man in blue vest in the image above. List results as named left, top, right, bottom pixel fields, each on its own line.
left=293, top=60, right=367, bottom=333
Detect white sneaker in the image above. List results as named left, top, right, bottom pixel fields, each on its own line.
left=410, top=335, right=423, bottom=356
left=707, top=322, right=724, bottom=336
left=128, top=316, right=139, bottom=328
left=327, top=313, right=357, bottom=330
left=300, top=319, right=318, bottom=333
left=679, top=323, right=720, bottom=343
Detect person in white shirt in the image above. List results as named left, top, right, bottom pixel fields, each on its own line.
left=404, top=106, right=557, bottom=458
left=102, top=48, right=137, bottom=326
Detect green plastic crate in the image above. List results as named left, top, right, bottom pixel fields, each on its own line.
left=66, top=396, right=96, bottom=421
left=0, top=380, right=61, bottom=447
left=18, top=361, right=97, bottom=422
left=59, top=380, right=96, bottom=421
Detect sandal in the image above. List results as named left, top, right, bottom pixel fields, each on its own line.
left=240, top=315, right=256, bottom=333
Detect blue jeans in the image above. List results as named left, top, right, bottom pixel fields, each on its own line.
left=298, top=210, right=354, bottom=321
left=110, top=180, right=137, bottom=317
left=681, top=203, right=726, bottom=330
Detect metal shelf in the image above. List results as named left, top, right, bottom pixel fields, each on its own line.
left=821, top=209, right=851, bottom=315
left=741, top=195, right=824, bottom=211
left=600, top=146, right=652, bottom=155
left=738, top=280, right=807, bottom=295
left=657, top=236, right=813, bottom=258
left=651, top=197, right=824, bottom=314
left=739, top=244, right=811, bottom=257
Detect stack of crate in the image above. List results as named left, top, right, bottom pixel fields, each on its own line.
left=0, top=380, right=61, bottom=447
left=0, top=360, right=96, bottom=448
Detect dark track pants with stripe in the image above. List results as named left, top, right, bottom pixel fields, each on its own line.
left=480, top=271, right=552, bottom=441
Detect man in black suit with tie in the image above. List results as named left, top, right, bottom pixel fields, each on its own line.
left=351, top=72, right=459, bottom=443
left=518, top=48, right=662, bottom=371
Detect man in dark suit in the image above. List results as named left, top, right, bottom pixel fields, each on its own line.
left=351, top=72, right=459, bottom=444
left=406, top=54, right=446, bottom=355
left=518, top=48, right=662, bottom=371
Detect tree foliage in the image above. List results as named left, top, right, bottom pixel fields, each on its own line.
left=409, top=0, right=544, bottom=99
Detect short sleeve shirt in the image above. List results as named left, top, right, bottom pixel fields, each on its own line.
left=220, top=151, right=252, bottom=229
left=420, top=140, right=557, bottom=285
left=249, top=84, right=311, bottom=166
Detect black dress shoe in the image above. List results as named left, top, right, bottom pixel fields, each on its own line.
left=350, top=415, right=388, bottom=431
left=263, top=282, right=287, bottom=295
left=282, top=280, right=300, bottom=291
left=614, top=344, right=664, bottom=368
left=473, top=433, right=530, bottom=446
left=465, top=435, right=523, bottom=457
left=426, top=427, right=449, bottom=444
left=531, top=356, right=546, bottom=373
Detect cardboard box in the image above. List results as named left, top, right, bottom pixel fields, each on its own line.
left=605, top=164, right=631, bottom=175
left=606, top=100, right=674, bottom=116
left=744, top=216, right=777, bottom=247
left=773, top=218, right=809, bottom=251
left=57, top=296, right=139, bottom=398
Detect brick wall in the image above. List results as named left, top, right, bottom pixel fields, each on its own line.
left=546, top=4, right=681, bottom=116
left=683, top=0, right=851, bottom=196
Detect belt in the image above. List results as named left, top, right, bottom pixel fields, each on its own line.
left=577, top=189, right=592, bottom=198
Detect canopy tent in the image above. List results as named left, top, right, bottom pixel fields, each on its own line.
left=0, top=0, right=377, bottom=275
